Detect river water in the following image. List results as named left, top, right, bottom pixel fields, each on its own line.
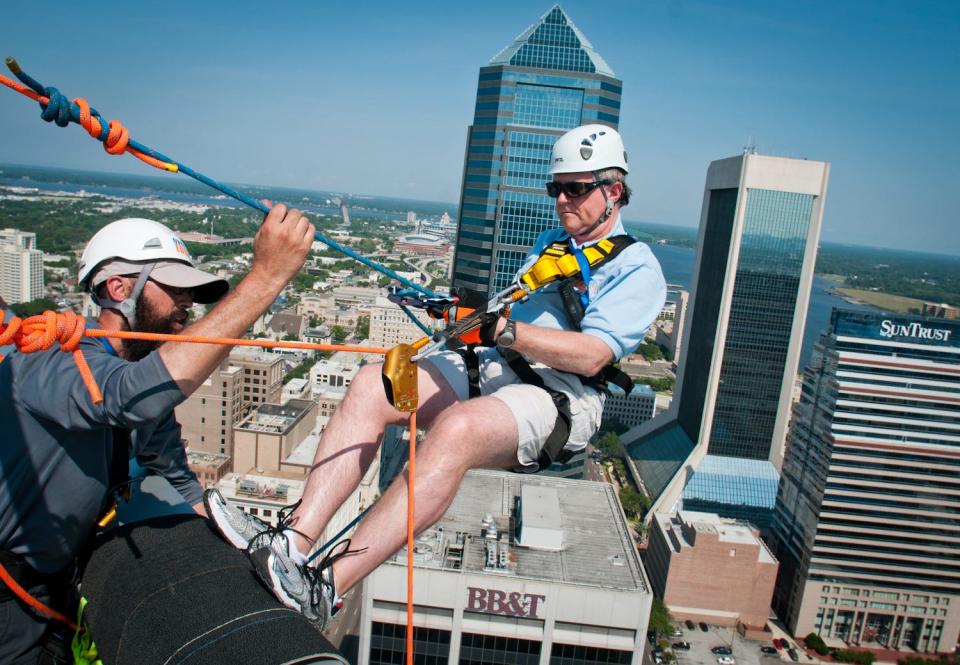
left=2, top=171, right=870, bottom=369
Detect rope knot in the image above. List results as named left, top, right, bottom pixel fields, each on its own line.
left=0, top=311, right=102, bottom=404
left=40, top=86, right=72, bottom=127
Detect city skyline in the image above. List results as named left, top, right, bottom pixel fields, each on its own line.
left=0, top=1, right=956, bottom=255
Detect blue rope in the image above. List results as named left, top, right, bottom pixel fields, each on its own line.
left=398, top=302, right=432, bottom=336
left=11, top=65, right=440, bottom=300
left=307, top=504, right=374, bottom=564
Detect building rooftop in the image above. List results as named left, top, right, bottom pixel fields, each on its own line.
left=388, top=469, right=646, bottom=592
left=656, top=511, right=777, bottom=564
left=682, top=455, right=780, bottom=510
left=284, top=429, right=321, bottom=467
left=489, top=5, right=615, bottom=77
left=237, top=400, right=314, bottom=434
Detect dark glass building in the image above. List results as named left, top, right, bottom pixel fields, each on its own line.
left=451, top=5, right=623, bottom=297
left=624, top=154, right=830, bottom=514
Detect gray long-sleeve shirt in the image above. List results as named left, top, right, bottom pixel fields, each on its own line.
left=0, top=319, right=201, bottom=573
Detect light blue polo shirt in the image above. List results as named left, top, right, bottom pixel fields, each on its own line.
left=509, top=216, right=667, bottom=361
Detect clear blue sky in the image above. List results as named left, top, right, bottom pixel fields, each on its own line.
left=2, top=1, right=957, bottom=254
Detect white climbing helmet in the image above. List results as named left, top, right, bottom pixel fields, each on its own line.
left=549, top=124, right=629, bottom=175
left=78, top=218, right=228, bottom=305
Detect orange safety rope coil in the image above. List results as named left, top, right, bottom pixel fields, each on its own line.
left=0, top=310, right=102, bottom=403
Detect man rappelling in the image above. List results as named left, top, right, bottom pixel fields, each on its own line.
left=205, top=124, right=668, bottom=630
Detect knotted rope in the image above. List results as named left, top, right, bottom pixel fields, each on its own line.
left=0, top=310, right=102, bottom=403
left=0, top=57, right=440, bottom=300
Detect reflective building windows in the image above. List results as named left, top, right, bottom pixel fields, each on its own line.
left=452, top=6, right=621, bottom=296
left=513, top=84, right=584, bottom=129
left=708, top=189, right=815, bottom=459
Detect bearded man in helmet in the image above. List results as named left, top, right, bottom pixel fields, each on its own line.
left=0, top=204, right=314, bottom=663
left=204, top=125, right=668, bottom=630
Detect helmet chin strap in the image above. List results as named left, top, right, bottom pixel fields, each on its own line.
left=574, top=178, right=615, bottom=240
left=92, top=263, right=156, bottom=330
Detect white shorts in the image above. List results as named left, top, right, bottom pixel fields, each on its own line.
left=423, top=348, right=604, bottom=472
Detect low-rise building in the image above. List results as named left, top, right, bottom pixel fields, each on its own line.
left=602, top=383, right=656, bottom=431
left=187, top=451, right=231, bottom=489
left=645, top=510, right=778, bottom=632
left=232, top=400, right=317, bottom=476
left=176, top=359, right=244, bottom=457
left=358, top=470, right=653, bottom=664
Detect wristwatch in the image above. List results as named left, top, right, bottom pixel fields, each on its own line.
left=497, top=318, right=517, bottom=349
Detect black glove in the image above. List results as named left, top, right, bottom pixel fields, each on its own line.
left=478, top=313, right=501, bottom=346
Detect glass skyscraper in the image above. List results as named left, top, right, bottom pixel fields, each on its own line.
left=772, top=309, right=960, bottom=653
left=451, top=5, right=622, bottom=297
left=624, top=154, right=830, bottom=514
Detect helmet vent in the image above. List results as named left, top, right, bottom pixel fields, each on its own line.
left=579, top=146, right=593, bottom=160
left=142, top=237, right=162, bottom=249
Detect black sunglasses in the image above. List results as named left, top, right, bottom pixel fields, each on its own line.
left=545, top=179, right=611, bottom=199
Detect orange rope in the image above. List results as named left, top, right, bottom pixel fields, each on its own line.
left=1, top=310, right=102, bottom=403
left=0, top=560, right=79, bottom=631
left=0, top=310, right=389, bottom=404
left=0, top=74, right=178, bottom=172
left=406, top=410, right=416, bottom=665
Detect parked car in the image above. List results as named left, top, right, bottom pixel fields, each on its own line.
left=673, top=642, right=692, bottom=651
left=773, top=639, right=785, bottom=650
left=685, top=620, right=696, bottom=630
left=717, top=657, right=736, bottom=665
left=671, top=627, right=684, bottom=637
left=760, top=646, right=779, bottom=655
left=711, top=646, right=733, bottom=655
left=647, top=631, right=657, bottom=646
left=788, top=649, right=800, bottom=662
left=699, top=621, right=710, bottom=632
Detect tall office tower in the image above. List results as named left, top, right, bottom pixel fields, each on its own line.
left=772, top=310, right=960, bottom=653
left=0, top=228, right=44, bottom=304
left=451, top=5, right=622, bottom=296
left=625, top=154, right=830, bottom=513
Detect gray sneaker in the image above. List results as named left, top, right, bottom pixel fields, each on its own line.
left=204, top=488, right=304, bottom=554
left=249, top=541, right=344, bottom=628
left=204, top=488, right=270, bottom=550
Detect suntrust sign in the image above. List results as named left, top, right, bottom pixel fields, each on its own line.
left=466, top=587, right=546, bottom=619
left=879, top=320, right=952, bottom=342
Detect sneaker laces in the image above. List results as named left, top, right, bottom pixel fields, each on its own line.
left=246, top=498, right=315, bottom=555
left=306, top=538, right=368, bottom=615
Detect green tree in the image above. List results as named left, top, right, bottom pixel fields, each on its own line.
left=636, top=376, right=676, bottom=392
left=618, top=487, right=649, bottom=519
left=595, top=431, right=624, bottom=459
left=355, top=315, right=370, bottom=340
left=647, top=598, right=674, bottom=637
left=639, top=340, right=664, bottom=361
left=834, top=650, right=875, bottom=665
left=291, top=271, right=317, bottom=292
left=331, top=325, right=348, bottom=343
left=804, top=633, right=829, bottom=656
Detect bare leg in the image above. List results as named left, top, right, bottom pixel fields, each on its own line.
left=332, top=395, right=520, bottom=593
left=287, top=361, right=458, bottom=552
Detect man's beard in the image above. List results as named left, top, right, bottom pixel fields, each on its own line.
left=122, top=299, right=185, bottom=361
